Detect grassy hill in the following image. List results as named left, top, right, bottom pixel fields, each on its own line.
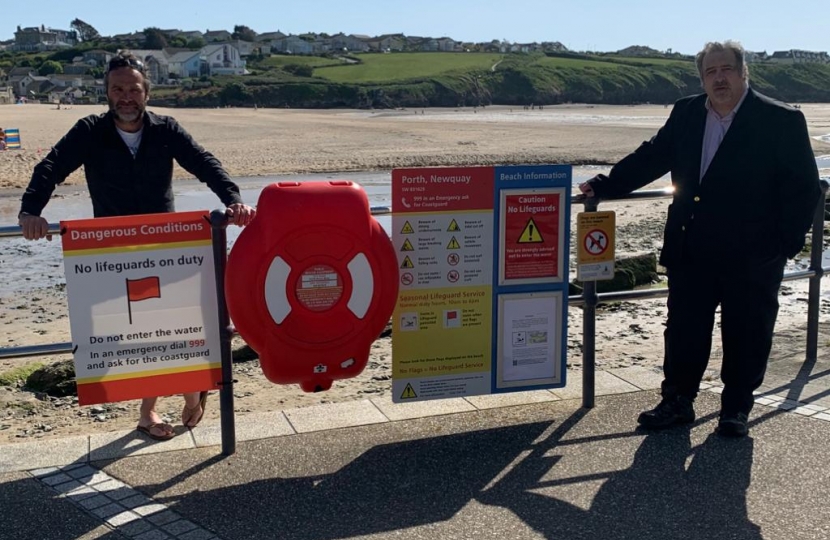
left=5, top=45, right=829, bottom=109
left=315, top=52, right=503, bottom=83
left=151, top=51, right=830, bottom=108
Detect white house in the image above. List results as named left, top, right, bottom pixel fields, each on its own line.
left=82, top=50, right=114, bottom=67
left=273, top=36, right=314, bottom=55
left=420, top=39, right=439, bottom=52
left=436, top=38, right=458, bottom=52
left=47, top=74, right=86, bottom=88
left=769, top=49, right=830, bottom=64
left=329, top=33, right=369, bottom=52
left=168, top=51, right=203, bottom=78
left=201, top=44, right=246, bottom=75
left=214, top=40, right=254, bottom=56
left=379, top=34, right=406, bottom=52
left=49, top=86, right=84, bottom=103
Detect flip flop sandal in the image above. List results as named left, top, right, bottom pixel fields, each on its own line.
left=183, top=391, right=209, bottom=428
left=136, top=422, right=175, bottom=441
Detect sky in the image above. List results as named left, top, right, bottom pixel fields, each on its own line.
left=2, top=0, right=828, bottom=56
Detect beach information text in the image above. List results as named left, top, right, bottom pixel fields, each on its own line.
left=391, top=165, right=571, bottom=402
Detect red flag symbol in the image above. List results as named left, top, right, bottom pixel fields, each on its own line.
left=126, top=277, right=161, bottom=302
left=126, top=277, right=160, bottom=324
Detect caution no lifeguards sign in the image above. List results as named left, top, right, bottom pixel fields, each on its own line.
left=500, top=190, right=564, bottom=284
left=576, top=211, right=615, bottom=281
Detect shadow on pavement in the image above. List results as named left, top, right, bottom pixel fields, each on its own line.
left=479, top=411, right=760, bottom=540
left=121, top=405, right=761, bottom=540
left=153, top=420, right=554, bottom=540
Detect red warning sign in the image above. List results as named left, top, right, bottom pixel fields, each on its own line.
left=503, top=192, right=561, bottom=281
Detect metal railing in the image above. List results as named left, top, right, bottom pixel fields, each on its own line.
left=2, top=183, right=829, bottom=425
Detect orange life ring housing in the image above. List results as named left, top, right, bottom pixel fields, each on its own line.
left=225, top=181, right=398, bottom=392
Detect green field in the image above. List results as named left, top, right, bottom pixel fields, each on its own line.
left=531, top=56, right=627, bottom=70
left=309, top=51, right=690, bottom=85
left=257, top=55, right=348, bottom=69
left=601, top=56, right=695, bottom=66
left=315, top=52, right=504, bottom=83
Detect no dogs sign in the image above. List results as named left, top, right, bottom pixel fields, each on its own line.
left=576, top=211, right=615, bottom=281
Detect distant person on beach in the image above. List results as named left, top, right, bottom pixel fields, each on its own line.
left=0, top=127, right=5, bottom=150
left=579, top=40, right=820, bottom=438
left=17, top=52, right=256, bottom=442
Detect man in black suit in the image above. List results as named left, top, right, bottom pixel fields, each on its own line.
left=580, top=41, right=820, bottom=437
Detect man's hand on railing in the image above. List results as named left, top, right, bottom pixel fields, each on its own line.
left=578, top=180, right=596, bottom=198
left=225, top=203, right=256, bottom=227
left=18, top=213, right=52, bottom=241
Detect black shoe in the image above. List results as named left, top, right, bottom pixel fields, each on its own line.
left=717, top=412, right=749, bottom=438
left=637, top=396, right=695, bottom=429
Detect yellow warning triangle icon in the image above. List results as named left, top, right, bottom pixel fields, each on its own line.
left=401, top=239, right=415, bottom=251
left=447, top=219, right=461, bottom=232
left=518, top=218, right=544, bottom=243
left=401, top=221, right=414, bottom=234
left=400, top=383, right=418, bottom=399
left=401, top=256, right=414, bottom=269
left=447, top=236, right=461, bottom=250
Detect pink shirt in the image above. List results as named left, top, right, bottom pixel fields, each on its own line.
left=700, top=86, right=749, bottom=181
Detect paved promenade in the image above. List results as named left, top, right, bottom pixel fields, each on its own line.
left=2, top=352, right=830, bottom=540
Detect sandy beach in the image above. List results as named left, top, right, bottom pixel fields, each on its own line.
left=1, top=102, right=827, bottom=191
left=0, top=102, right=829, bottom=444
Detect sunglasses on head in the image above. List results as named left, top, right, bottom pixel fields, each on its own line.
left=108, top=56, right=145, bottom=73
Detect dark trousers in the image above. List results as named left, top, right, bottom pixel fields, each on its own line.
left=661, top=254, right=786, bottom=415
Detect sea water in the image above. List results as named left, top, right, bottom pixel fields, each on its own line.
left=2, top=159, right=825, bottom=294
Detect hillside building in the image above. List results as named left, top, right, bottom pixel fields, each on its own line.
left=12, top=25, right=78, bottom=52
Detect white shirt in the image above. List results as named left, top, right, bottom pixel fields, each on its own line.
left=700, top=86, right=749, bottom=181
left=116, top=126, right=143, bottom=158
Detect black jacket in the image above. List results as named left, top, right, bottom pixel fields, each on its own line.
left=21, top=110, right=243, bottom=218
left=589, top=89, right=821, bottom=269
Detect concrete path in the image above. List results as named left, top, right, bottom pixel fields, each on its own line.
left=2, top=359, right=830, bottom=540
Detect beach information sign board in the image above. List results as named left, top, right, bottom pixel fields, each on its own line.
left=61, top=211, right=221, bottom=405
left=391, top=165, right=571, bottom=402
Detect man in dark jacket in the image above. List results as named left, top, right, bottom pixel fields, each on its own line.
left=18, top=52, right=256, bottom=441
left=580, top=41, right=820, bottom=437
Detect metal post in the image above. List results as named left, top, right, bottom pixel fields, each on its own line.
left=806, top=180, right=829, bottom=362
left=582, top=198, right=599, bottom=409
left=210, top=209, right=236, bottom=456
